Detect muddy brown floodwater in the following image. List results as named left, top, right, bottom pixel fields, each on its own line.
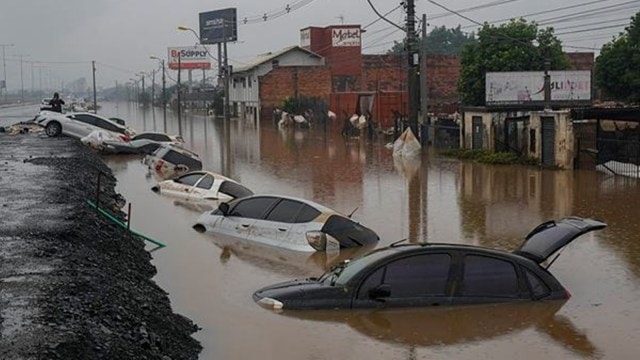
left=95, top=102, right=640, bottom=359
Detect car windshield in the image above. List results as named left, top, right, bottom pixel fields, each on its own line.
left=320, top=249, right=395, bottom=286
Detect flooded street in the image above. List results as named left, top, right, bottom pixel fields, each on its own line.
left=6, top=103, right=639, bottom=359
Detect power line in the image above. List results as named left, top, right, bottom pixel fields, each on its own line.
left=554, top=23, right=629, bottom=36
left=460, top=0, right=611, bottom=29
left=427, top=0, right=523, bottom=20
left=363, top=4, right=403, bottom=29
left=239, top=0, right=317, bottom=25
left=536, top=0, right=640, bottom=25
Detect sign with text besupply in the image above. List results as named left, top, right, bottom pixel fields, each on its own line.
left=167, top=46, right=212, bottom=70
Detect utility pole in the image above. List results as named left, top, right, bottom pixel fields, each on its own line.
left=177, top=53, right=182, bottom=136
left=419, top=13, right=429, bottom=145
left=223, top=23, right=231, bottom=125
left=405, top=0, right=420, bottom=138
left=92, top=60, right=97, bottom=114
left=17, top=54, right=29, bottom=104
left=544, top=56, right=551, bottom=111
left=0, top=44, right=14, bottom=104
left=151, top=69, right=156, bottom=109
left=161, top=60, right=166, bottom=129
left=140, top=73, right=146, bottom=105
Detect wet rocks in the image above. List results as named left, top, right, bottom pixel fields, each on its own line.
left=0, top=135, right=201, bottom=359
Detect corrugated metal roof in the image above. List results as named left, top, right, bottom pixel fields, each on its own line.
left=232, top=46, right=322, bottom=73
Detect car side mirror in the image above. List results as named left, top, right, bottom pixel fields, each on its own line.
left=369, top=284, right=391, bottom=300
left=218, top=202, right=230, bottom=216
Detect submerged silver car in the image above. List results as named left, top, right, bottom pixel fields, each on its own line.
left=193, top=195, right=379, bottom=252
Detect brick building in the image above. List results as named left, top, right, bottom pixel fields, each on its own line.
left=233, top=22, right=594, bottom=128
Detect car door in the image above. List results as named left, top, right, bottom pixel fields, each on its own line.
left=452, top=253, right=527, bottom=305
left=72, top=114, right=100, bottom=137
left=217, top=197, right=279, bottom=240
left=352, top=253, right=454, bottom=309
left=250, top=199, right=305, bottom=249
left=62, top=114, right=85, bottom=138
left=163, top=173, right=204, bottom=200
left=189, top=174, right=216, bottom=200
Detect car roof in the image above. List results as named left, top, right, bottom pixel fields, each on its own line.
left=361, top=242, right=529, bottom=263
left=155, top=143, right=199, bottom=157
left=66, top=112, right=128, bottom=129
left=166, top=170, right=239, bottom=184
left=235, top=194, right=338, bottom=214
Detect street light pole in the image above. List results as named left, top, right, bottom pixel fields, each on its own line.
left=0, top=43, right=14, bottom=104
left=16, top=54, right=29, bottom=104
left=150, top=56, right=167, bottom=128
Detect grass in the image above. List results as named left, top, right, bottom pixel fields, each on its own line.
left=441, top=149, right=539, bottom=166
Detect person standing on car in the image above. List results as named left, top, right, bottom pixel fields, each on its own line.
left=48, top=92, right=65, bottom=113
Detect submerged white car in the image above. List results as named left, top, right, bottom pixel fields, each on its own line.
left=151, top=171, right=253, bottom=202
left=193, top=195, right=379, bottom=252
left=33, top=110, right=134, bottom=140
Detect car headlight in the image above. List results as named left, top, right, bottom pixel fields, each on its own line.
left=257, top=297, right=284, bottom=311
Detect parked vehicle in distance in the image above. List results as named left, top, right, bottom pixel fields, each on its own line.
left=193, top=195, right=379, bottom=252
left=253, top=217, right=606, bottom=310
left=40, top=98, right=52, bottom=111
left=103, top=131, right=184, bottom=155
left=151, top=170, right=253, bottom=202
left=33, top=110, right=135, bottom=140
left=144, top=144, right=202, bottom=179
left=131, top=131, right=183, bottom=144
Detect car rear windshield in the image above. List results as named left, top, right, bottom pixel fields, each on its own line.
left=162, top=150, right=202, bottom=170
left=321, top=215, right=379, bottom=248
left=219, top=181, right=253, bottom=199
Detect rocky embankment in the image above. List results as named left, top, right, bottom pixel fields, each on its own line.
left=0, top=132, right=201, bottom=359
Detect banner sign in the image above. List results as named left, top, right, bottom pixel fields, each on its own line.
left=199, top=8, right=238, bottom=44
left=167, top=46, right=211, bottom=70
left=486, top=71, right=591, bottom=105
left=332, top=27, right=361, bottom=47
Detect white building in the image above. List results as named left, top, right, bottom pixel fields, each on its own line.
left=229, top=46, right=324, bottom=121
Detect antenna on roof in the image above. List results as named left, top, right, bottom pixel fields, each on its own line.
left=336, top=15, right=344, bottom=24
left=347, top=207, right=358, bottom=218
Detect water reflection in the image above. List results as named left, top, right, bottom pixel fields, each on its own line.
left=88, top=102, right=640, bottom=359
left=282, top=301, right=598, bottom=357
left=205, top=233, right=376, bottom=277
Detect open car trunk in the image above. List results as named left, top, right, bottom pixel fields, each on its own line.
left=513, top=217, right=607, bottom=263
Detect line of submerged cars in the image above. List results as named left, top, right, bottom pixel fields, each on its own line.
left=33, top=109, right=608, bottom=314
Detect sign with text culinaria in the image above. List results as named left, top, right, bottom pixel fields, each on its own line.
left=332, top=27, right=361, bottom=47
left=199, top=8, right=238, bottom=44
left=167, top=46, right=212, bottom=70
left=486, top=71, right=591, bottom=105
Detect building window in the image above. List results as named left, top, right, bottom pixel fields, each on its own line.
left=248, top=77, right=252, bottom=88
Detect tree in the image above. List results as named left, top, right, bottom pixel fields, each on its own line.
left=387, top=25, right=476, bottom=55
left=458, top=19, right=569, bottom=106
left=595, top=12, right=640, bottom=103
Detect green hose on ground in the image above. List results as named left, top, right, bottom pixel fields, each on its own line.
left=87, top=199, right=167, bottom=248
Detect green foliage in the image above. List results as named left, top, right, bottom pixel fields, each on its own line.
left=595, top=12, right=640, bottom=103
left=441, top=149, right=539, bottom=166
left=387, top=25, right=476, bottom=55
left=458, top=19, right=570, bottom=106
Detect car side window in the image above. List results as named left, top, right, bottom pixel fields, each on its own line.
left=196, top=175, right=215, bottom=189
left=357, top=254, right=451, bottom=299
left=229, top=197, right=278, bottom=219
left=524, top=268, right=550, bottom=299
left=175, top=173, right=202, bottom=186
left=73, top=114, right=96, bottom=126
left=265, top=200, right=304, bottom=223
left=295, top=204, right=321, bottom=223
left=462, top=255, right=519, bottom=298
left=219, top=181, right=253, bottom=199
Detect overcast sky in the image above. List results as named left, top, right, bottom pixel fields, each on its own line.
left=0, top=0, right=636, bottom=93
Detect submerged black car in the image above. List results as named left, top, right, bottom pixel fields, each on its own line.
left=253, top=217, right=606, bottom=310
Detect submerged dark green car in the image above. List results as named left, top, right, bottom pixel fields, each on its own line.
left=254, top=217, right=606, bottom=310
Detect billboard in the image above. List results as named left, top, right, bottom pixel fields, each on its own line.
left=332, top=27, right=361, bottom=47
left=199, top=8, right=238, bottom=44
left=0, top=80, right=4, bottom=89
left=167, top=46, right=212, bottom=70
left=486, top=71, right=591, bottom=105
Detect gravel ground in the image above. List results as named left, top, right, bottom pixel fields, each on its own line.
left=0, top=130, right=201, bottom=359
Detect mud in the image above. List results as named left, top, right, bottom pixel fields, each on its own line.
left=0, top=133, right=200, bottom=359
